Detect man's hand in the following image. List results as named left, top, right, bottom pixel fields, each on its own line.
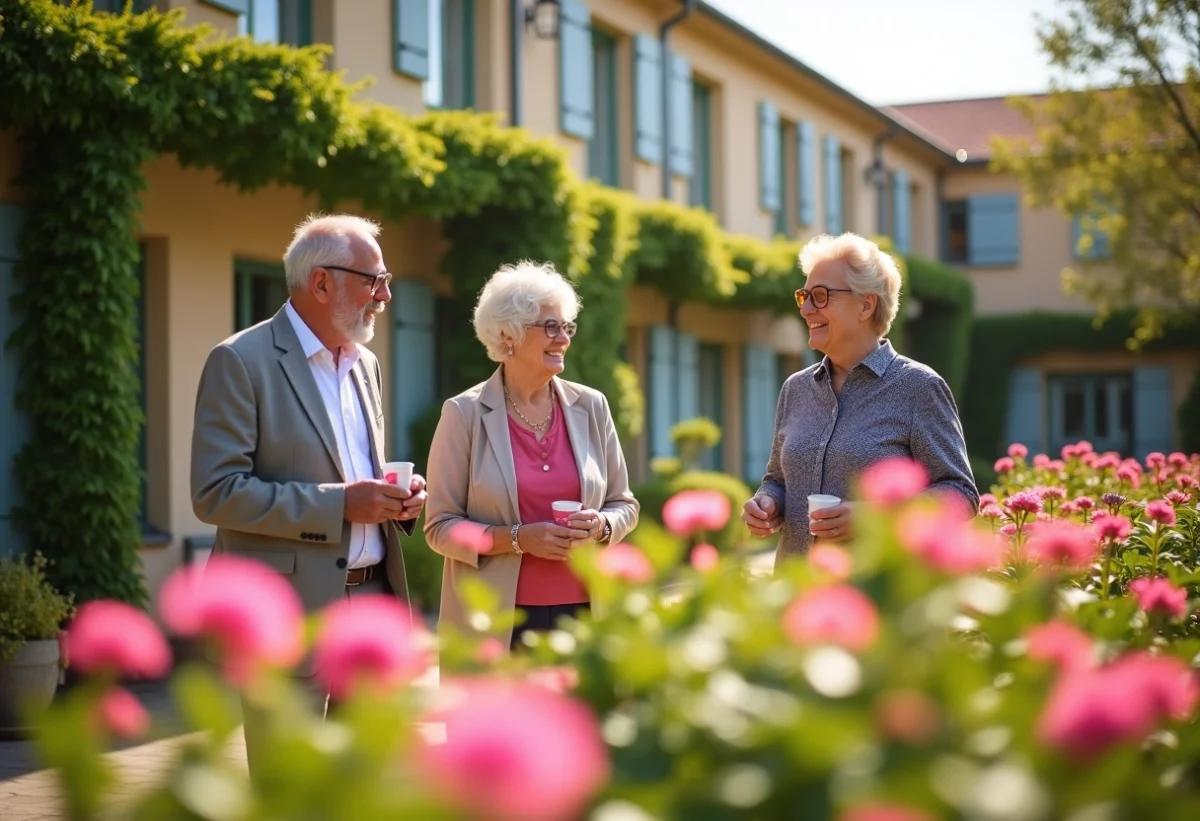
left=344, top=479, right=414, bottom=524
left=398, top=473, right=427, bottom=521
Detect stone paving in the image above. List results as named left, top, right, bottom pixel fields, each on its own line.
left=0, top=549, right=776, bottom=819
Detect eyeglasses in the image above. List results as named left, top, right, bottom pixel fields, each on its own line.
left=525, top=319, right=577, bottom=339
left=323, top=265, right=393, bottom=295
left=795, top=286, right=854, bottom=309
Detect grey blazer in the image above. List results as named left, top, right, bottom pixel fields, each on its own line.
left=190, top=307, right=413, bottom=617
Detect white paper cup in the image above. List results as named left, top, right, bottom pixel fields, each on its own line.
left=552, top=500, right=583, bottom=526
left=382, top=461, right=414, bottom=488
left=808, top=494, right=841, bottom=532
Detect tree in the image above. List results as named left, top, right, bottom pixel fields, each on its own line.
left=992, top=0, right=1200, bottom=346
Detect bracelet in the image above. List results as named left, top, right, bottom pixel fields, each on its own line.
left=510, top=523, right=523, bottom=555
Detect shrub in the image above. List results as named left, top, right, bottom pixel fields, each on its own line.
left=0, top=552, right=74, bottom=663
left=669, top=417, right=722, bottom=472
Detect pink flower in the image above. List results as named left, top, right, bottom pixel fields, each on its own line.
left=689, top=543, right=720, bottom=573
left=662, top=489, right=731, bottom=536
left=1033, top=453, right=1050, bottom=468
left=859, top=457, right=929, bottom=505
left=896, top=509, right=1004, bottom=574
left=1145, top=500, right=1177, bottom=526
left=595, top=543, right=655, bottom=583
left=1179, top=474, right=1200, bottom=490
left=1075, top=496, right=1095, bottom=511
left=1060, top=500, right=1079, bottom=516
left=449, top=521, right=492, bottom=554
left=526, top=666, right=580, bottom=694
left=94, top=687, right=150, bottom=739
left=979, top=503, right=1004, bottom=520
left=874, top=690, right=940, bottom=744
left=993, top=457, right=1015, bottom=473
left=998, top=523, right=1018, bottom=539
left=1147, top=452, right=1167, bottom=470
left=783, top=585, right=879, bottom=652
left=1008, top=443, right=1028, bottom=460
left=1004, top=491, right=1043, bottom=515
left=1048, top=459, right=1066, bottom=472
left=421, top=679, right=609, bottom=821
left=1081, top=452, right=1099, bottom=468
left=1039, top=486, right=1067, bottom=501
left=1168, top=452, right=1189, bottom=468
left=1061, top=443, right=1078, bottom=460
left=66, top=601, right=172, bottom=680
left=313, top=595, right=430, bottom=700
left=159, top=555, right=304, bottom=684
left=1166, top=490, right=1192, bottom=506
left=1116, top=466, right=1141, bottom=486
left=1075, top=441, right=1094, bottom=455
left=1024, top=520, right=1100, bottom=570
left=475, top=638, right=506, bottom=665
left=1026, top=621, right=1093, bottom=670
left=840, top=803, right=936, bottom=821
left=1038, top=652, right=1199, bottom=760
left=1094, top=516, right=1132, bottom=543
left=1121, top=458, right=1145, bottom=475
left=980, top=493, right=997, bottom=506
left=1129, top=578, right=1188, bottom=619
left=808, top=545, right=853, bottom=580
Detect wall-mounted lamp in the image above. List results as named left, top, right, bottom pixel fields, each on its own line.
left=862, top=158, right=888, bottom=188
left=525, top=0, right=561, bottom=39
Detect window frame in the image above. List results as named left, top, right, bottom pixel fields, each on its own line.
left=587, top=28, right=620, bottom=187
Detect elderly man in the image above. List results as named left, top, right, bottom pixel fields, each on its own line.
left=190, top=213, right=426, bottom=769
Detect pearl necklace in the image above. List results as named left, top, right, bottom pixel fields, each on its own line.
left=504, top=385, right=554, bottom=432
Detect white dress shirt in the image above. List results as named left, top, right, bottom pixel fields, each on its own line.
left=285, top=301, right=384, bottom=569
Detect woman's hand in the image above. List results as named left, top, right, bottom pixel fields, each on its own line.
left=517, top=522, right=590, bottom=561
left=742, top=495, right=783, bottom=538
left=808, top=503, right=856, bottom=542
left=565, top=509, right=607, bottom=545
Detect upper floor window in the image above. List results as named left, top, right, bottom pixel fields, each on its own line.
left=588, top=29, right=619, bottom=187
left=942, top=194, right=1020, bottom=267
left=234, top=0, right=312, bottom=46
left=425, top=0, right=475, bottom=109
left=689, top=81, right=713, bottom=210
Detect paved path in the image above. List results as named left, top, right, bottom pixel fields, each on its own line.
left=0, top=549, right=776, bottom=819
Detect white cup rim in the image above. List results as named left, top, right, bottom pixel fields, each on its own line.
left=383, top=461, right=415, bottom=469
left=552, top=500, right=583, bottom=511
left=808, top=494, right=841, bottom=506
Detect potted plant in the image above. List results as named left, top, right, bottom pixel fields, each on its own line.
left=0, top=551, right=74, bottom=737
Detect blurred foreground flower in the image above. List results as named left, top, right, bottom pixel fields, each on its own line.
left=421, top=679, right=609, bottom=821
left=1023, top=520, right=1099, bottom=571
left=94, top=687, right=149, bottom=739
left=895, top=505, right=1003, bottom=574
left=313, top=594, right=430, bottom=700
left=1129, top=577, right=1188, bottom=620
left=689, top=542, right=720, bottom=572
left=1026, top=620, right=1093, bottom=671
left=859, top=457, right=929, bottom=506
left=840, top=802, right=936, bottom=821
left=783, top=584, right=879, bottom=652
left=662, top=489, right=731, bottom=536
left=159, top=555, right=304, bottom=685
left=808, top=544, right=852, bottom=580
left=65, top=600, right=171, bottom=679
left=596, top=543, right=654, bottom=583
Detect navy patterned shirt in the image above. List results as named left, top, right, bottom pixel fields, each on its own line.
left=756, top=339, right=978, bottom=559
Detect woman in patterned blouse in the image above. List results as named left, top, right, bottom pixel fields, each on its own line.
left=741, top=233, right=978, bottom=560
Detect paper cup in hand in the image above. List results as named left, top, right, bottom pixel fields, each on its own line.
left=382, top=461, right=414, bottom=488
left=552, top=501, right=583, bottom=527
left=808, top=494, right=841, bottom=528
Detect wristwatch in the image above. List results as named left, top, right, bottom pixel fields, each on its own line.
left=598, top=516, right=612, bottom=544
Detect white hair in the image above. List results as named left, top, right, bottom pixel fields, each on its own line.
left=283, top=214, right=382, bottom=292
left=473, top=261, right=582, bottom=363
left=798, top=232, right=902, bottom=335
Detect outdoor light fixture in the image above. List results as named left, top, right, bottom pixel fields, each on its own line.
left=863, top=158, right=888, bottom=187
left=525, top=0, right=561, bottom=39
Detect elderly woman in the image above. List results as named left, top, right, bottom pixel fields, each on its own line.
left=742, top=233, right=978, bottom=559
left=425, top=261, right=639, bottom=649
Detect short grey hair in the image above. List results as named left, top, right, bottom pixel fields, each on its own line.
left=283, top=214, right=381, bottom=292
left=798, top=233, right=902, bottom=335
left=473, top=261, right=582, bottom=363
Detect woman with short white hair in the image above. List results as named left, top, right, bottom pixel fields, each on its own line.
left=741, top=233, right=977, bottom=559
left=425, top=261, right=639, bottom=650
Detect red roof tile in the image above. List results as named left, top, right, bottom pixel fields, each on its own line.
left=884, top=95, right=1045, bottom=161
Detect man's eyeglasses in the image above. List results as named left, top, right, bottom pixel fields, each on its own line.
left=323, top=265, right=393, bottom=295
left=525, top=320, right=577, bottom=339
left=795, top=286, right=854, bottom=309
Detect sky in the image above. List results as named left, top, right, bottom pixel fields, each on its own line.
left=701, top=0, right=1064, bottom=105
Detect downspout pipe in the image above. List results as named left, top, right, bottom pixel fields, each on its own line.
left=660, top=0, right=697, bottom=200
left=510, top=0, right=524, bottom=127
left=872, top=126, right=899, bottom=236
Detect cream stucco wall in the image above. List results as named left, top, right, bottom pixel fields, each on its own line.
left=944, top=167, right=1095, bottom=316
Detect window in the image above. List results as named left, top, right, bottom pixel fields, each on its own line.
left=425, top=0, right=474, bottom=109
left=1048, top=373, right=1133, bottom=456
left=698, top=343, right=724, bottom=470
left=945, top=200, right=968, bottom=263
left=690, top=81, right=712, bottom=210
left=238, top=0, right=312, bottom=46
left=942, top=194, right=1020, bottom=266
left=588, top=30, right=619, bottom=186
left=235, top=260, right=290, bottom=332
left=773, top=120, right=790, bottom=238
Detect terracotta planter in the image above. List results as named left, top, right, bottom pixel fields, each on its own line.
left=0, top=638, right=61, bottom=738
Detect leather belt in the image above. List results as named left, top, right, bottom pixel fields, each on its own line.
left=345, top=563, right=381, bottom=587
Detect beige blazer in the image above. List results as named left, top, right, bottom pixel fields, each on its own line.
left=424, top=368, right=639, bottom=648
left=190, top=307, right=413, bottom=621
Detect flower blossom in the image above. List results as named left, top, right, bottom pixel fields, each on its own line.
left=1008, top=443, right=1029, bottom=460
left=808, top=545, right=853, bottom=580
left=595, top=543, right=655, bottom=583
left=689, top=543, right=720, bottom=573
left=1168, top=452, right=1189, bottom=469
left=1165, top=490, right=1192, bottom=506
left=1026, top=620, right=1093, bottom=671
left=1146, top=452, right=1167, bottom=470
left=783, top=585, right=879, bottom=652
left=1144, top=500, right=1177, bottom=526
left=662, top=489, right=731, bottom=536
left=313, top=595, right=430, bottom=700
left=95, top=687, right=150, bottom=739
left=1129, top=578, right=1188, bottom=620
left=1004, top=490, right=1043, bottom=516
left=840, top=803, right=936, bottom=821
left=1033, top=454, right=1050, bottom=468
left=66, top=600, right=172, bottom=680
left=994, top=457, right=1015, bottom=473
left=1094, top=516, right=1132, bottom=543
left=896, top=507, right=1004, bottom=574
left=1024, top=520, right=1100, bottom=570
left=859, top=457, right=929, bottom=506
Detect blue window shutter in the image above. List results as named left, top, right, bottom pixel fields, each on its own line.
left=1071, top=213, right=1111, bottom=261
left=633, top=35, right=663, bottom=164
left=559, top=0, right=594, bottom=139
left=0, top=202, right=28, bottom=557
left=393, top=0, right=430, bottom=80
left=668, top=51, right=693, bottom=178
left=391, top=280, right=436, bottom=461
left=677, top=331, right=699, bottom=421
left=824, top=134, right=843, bottom=235
left=968, top=194, right=1020, bottom=266
left=758, top=102, right=780, bottom=213
left=742, top=344, right=777, bottom=483
left=648, top=325, right=676, bottom=458
left=1004, top=367, right=1044, bottom=456
left=796, top=120, right=816, bottom=226
left=892, top=169, right=911, bottom=254
left=1133, top=366, right=1174, bottom=460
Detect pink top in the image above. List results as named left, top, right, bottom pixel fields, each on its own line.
left=509, top=403, right=588, bottom=606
